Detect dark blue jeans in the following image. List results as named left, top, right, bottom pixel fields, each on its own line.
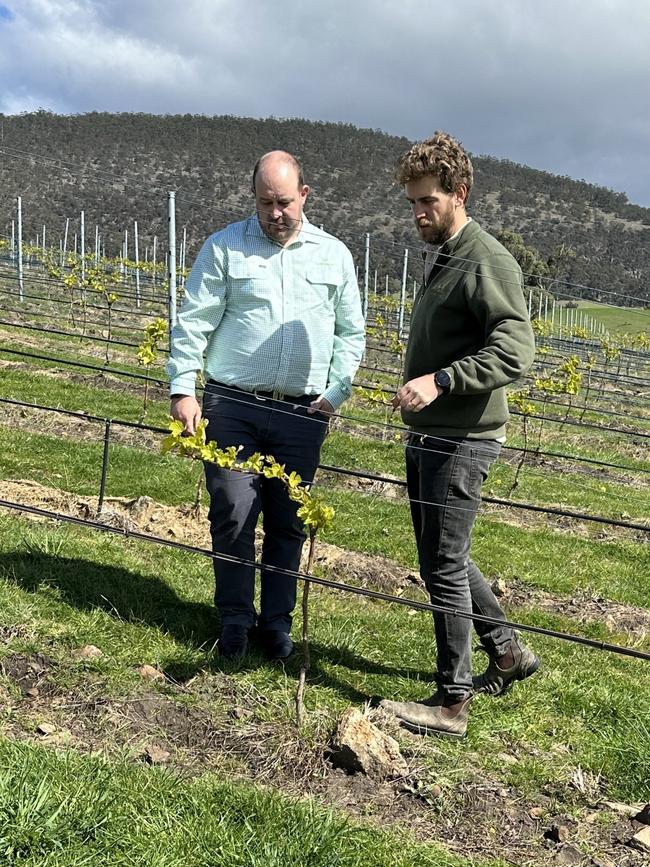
left=202, top=383, right=329, bottom=632
left=406, top=434, right=513, bottom=700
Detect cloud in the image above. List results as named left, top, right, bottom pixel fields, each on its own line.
left=0, top=0, right=649, bottom=205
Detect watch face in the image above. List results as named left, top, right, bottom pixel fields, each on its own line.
left=436, top=370, right=451, bottom=389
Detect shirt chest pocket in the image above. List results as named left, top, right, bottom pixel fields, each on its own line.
left=227, top=259, right=274, bottom=304
left=305, top=267, right=339, bottom=309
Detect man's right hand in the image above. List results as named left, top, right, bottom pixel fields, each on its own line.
left=170, top=395, right=202, bottom=436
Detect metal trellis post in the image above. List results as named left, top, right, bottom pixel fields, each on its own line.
left=398, top=248, right=408, bottom=338
left=168, top=191, right=177, bottom=346
left=134, top=220, right=141, bottom=308
left=17, top=196, right=23, bottom=302
left=363, top=232, right=369, bottom=319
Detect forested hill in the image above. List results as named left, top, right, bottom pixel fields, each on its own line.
left=1, top=111, right=649, bottom=304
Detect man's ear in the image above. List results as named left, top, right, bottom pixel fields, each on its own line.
left=454, top=184, right=468, bottom=206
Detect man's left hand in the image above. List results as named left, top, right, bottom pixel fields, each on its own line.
left=307, top=396, right=335, bottom=416
left=391, top=374, right=441, bottom=412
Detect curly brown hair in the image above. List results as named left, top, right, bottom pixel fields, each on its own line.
left=395, top=131, right=473, bottom=198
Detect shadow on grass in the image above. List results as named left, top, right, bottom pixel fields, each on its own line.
left=0, top=549, right=218, bottom=645
left=301, top=641, right=433, bottom=703
left=0, top=551, right=433, bottom=702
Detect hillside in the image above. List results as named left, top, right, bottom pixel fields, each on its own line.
left=1, top=111, right=649, bottom=304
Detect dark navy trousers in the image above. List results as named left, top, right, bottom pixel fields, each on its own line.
left=202, top=383, right=329, bottom=632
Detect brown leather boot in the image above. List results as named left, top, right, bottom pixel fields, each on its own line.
left=473, top=633, right=540, bottom=696
left=380, top=691, right=472, bottom=738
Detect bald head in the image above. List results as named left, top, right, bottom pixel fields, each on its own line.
left=252, top=150, right=304, bottom=192
left=253, top=150, right=309, bottom=246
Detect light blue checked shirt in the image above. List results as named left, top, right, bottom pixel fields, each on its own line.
left=167, top=215, right=365, bottom=409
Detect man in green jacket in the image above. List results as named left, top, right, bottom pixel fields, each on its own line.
left=381, top=131, right=539, bottom=738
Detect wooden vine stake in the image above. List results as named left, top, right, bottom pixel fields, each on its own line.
left=296, top=527, right=316, bottom=728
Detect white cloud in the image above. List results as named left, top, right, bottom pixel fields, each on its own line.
left=1, top=0, right=649, bottom=204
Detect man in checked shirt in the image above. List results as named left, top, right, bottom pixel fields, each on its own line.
left=167, top=151, right=365, bottom=661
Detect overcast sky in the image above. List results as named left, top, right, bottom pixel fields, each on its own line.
left=1, top=0, right=649, bottom=206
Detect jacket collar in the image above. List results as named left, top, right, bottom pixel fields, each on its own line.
left=439, top=218, right=479, bottom=257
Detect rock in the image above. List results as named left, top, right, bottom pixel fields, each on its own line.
left=490, top=577, right=508, bottom=597
left=633, top=803, right=650, bottom=825
left=36, top=722, right=56, bottom=736
left=529, top=806, right=545, bottom=819
left=143, top=744, right=171, bottom=765
left=545, top=823, right=570, bottom=843
left=556, top=844, right=584, bottom=865
left=630, top=825, right=650, bottom=853
left=136, top=664, right=165, bottom=682
left=589, top=858, right=616, bottom=867
left=496, top=751, right=518, bottom=766
left=329, top=708, right=408, bottom=780
left=230, top=707, right=252, bottom=720
left=127, top=495, right=155, bottom=519
left=71, top=644, right=103, bottom=661
left=600, top=800, right=640, bottom=817
left=25, top=687, right=39, bottom=698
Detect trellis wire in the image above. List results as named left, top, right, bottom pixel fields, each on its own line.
left=0, top=496, right=647, bottom=662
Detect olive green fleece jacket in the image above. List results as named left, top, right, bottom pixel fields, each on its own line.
left=402, top=220, right=535, bottom=440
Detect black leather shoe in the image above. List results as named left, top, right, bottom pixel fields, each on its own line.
left=218, top=624, right=249, bottom=660
left=259, top=630, right=294, bottom=660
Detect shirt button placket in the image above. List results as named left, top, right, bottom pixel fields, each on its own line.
left=276, top=246, right=294, bottom=395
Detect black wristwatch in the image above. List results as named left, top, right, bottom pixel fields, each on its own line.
left=434, top=370, right=452, bottom=394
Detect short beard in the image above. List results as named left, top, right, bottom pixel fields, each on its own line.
left=417, top=213, right=455, bottom=246
left=416, top=200, right=456, bottom=245
left=258, top=213, right=299, bottom=243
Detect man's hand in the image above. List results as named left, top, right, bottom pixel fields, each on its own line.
left=170, top=395, right=202, bottom=435
left=391, top=374, right=441, bottom=412
left=307, top=396, right=335, bottom=416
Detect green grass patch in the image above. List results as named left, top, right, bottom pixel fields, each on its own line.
left=0, top=738, right=493, bottom=867
left=0, top=365, right=170, bottom=428
left=577, top=304, right=650, bottom=335
left=0, top=423, right=647, bottom=609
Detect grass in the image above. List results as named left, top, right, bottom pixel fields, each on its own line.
left=2, top=391, right=649, bottom=525
left=0, top=418, right=650, bottom=606
left=0, top=364, right=170, bottom=429
left=0, top=513, right=648, bottom=810
left=0, top=422, right=648, bottom=610
left=1, top=291, right=649, bottom=864
left=320, top=488, right=650, bottom=610
left=577, top=303, right=650, bottom=335
left=0, top=739, right=493, bottom=867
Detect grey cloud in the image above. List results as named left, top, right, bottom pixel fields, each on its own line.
left=1, top=0, right=648, bottom=204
